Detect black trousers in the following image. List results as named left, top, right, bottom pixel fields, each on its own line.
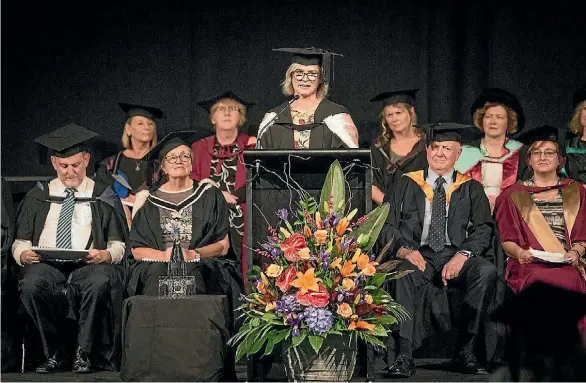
left=391, top=246, right=498, bottom=353
left=18, top=262, right=123, bottom=368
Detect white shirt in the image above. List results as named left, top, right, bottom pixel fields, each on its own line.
left=420, top=168, right=453, bottom=246
left=12, top=177, right=125, bottom=266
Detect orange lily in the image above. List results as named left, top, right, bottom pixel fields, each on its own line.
left=330, top=257, right=342, bottom=270
left=339, top=261, right=357, bottom=277
left=336, top=218, right=349, bottom=236
left=290, top=268, right=321, bottom=294
left=303, top=225, right=312, bottom=237
left=351, top=249, right=362, bottom=263
left=348, top=320, right=376, bottom=331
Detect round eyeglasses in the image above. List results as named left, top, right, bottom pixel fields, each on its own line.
left=164, top=154, right=192, bottom=164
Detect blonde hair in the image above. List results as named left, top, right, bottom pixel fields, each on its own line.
left=121, top=116, right=158, bottom=149
left=209, top=98, right=247, bottom=128
left=473, top=102, right=518, bottom=134
left=374, top=103, right=421, bottom=149
left=568, top=100, right=586, bottom=135
left=525, top=140, right=566, bottom=171
left=280, top=63, right=329, bottom=99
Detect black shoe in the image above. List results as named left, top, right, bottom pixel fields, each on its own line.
left=452, top=349, right=488, bottom=375
left=72, top=346, right=92, bottom=374
left=35, top=353, right=65, bottom=374
left=387, top=354, right=415, bottom=378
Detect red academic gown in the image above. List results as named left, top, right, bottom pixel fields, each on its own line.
left=190, top=133, right=252, bottom=279
left=495, top=179, right=586, bottom=339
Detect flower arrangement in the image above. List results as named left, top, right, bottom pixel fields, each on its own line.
left=229, top=161, right=410, bottom=361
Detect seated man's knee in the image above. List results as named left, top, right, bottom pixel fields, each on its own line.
left=472, top=259, right=498, bottom=283
left=19, top=273, right=49, bottom=299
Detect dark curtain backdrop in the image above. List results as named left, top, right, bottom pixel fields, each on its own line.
left=2, top=0, right=585, bottom=176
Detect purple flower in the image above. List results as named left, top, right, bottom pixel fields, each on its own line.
left=261, top=243, right=273, bottom=251
left=270, top=247, right=281, bottom=257
left=277, top=294, right=302, bottom=314
left=277, top=208, right=288, bottom=221
left=341, top=237, right=354, bottom=251
left=303, top=307, right=333, bottom=335
left=292, top=326, right=300, bottom=337
left=325, top=215, right=339, bottom=228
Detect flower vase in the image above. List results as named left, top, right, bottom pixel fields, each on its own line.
left=283, top=334, right=357, bottom=382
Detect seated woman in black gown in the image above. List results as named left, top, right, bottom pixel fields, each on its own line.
left=256, top=47, right=359, bottom=149
left=127, top=133, right=242, bottom=298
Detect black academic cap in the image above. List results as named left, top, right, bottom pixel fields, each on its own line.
left=572, top=85, right=586, bottom=110
left=417, top=122, right=482, bottom=146
left=273, top=47, right=343, bottom=87
left=119, top=102, right=165, bottom=121
left=370, top=89, right=419, bottom=107
left=196, top=91, right=254, bottom=113
left=513, top=124, right=567, bottom=154
left=470, top=88, right=525, bottom=131
left=34, top=123, right=99, bottom=159
left=493, top=282, right=586, bottom=328
left=147, top=131, right=199, bottom=162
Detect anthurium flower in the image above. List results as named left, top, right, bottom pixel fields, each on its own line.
left=296, top=285, right=329, bottom=308
left=337, top=303, right=353, bottom=318
left=341, top=278, right=355, bottom=291
left=276, top=266, right=297, bottom=292
left=314, top=230, right=328, bottom=244
left=340, top=261, right=357, bottom=277
left=281, top=233, right=307, bottom=262
left=290, top=268, right=321, bottom=294
left=336, top=218, right=349, bottom=236
left=348, top=320, right=376, bottom=331
left=266, top=264, right=283, bottom=278
left=298, top=247, right=310, bottom=260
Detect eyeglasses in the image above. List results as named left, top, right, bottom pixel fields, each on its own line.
left=530, top=150, right=558, bottom=158
left=164, top=154, right=192, bottom=164
left=293, top=70, right=320, bottom=82
left=215, top=106, right=240, bottom=113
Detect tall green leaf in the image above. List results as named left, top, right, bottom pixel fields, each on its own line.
left=319, top=160, right=345, bottom=216
left=308, top=335, right=325, bottom=354
left=349, top=203, right=390, bottom=251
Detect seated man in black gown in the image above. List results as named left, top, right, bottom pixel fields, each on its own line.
left=378, top=123, right=497, bottom=377
left=12, top=124, right=128, bottom=373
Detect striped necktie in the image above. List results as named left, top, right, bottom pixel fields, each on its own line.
left=56, top=188, right=76, bottom=249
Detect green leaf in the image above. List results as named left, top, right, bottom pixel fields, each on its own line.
left=323, top=278, right=333, bottom=289
left=370, top=325, right=388, bottom=337
left=285, top=220, right=294, bottom=233
left=319, top=160, right=345, bottom=216
left=249, top=333, right=268, bottom=355
left=291, top=330, right=308, bottom=348
left=308, top=335, right=325, bottom=354
left=251, top=317, right=261, bottom=327
left=349, top=203, right=390, bottom=251
left=370, top=273, right=387, bottom=288
left=358, top=331, right=386, bottom=349
left=273, top=328, right=291, bottom=344
left=263, top=335, right=276, bottom=356
left=235, top=341, right=248, bottom=362
left=373, top=316, right=398, bottom=325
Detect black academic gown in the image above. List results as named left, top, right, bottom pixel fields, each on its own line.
left=15, top=180, right=128, bottom=371
left=377, top=169, right=498, bottom=362
left=565, top=136, right=586, bottom=184
left=257, top=98, right=352, bottom=149
left=370, top=139, right=428, bottom=197
left=128, top=182, right=243, bottom=327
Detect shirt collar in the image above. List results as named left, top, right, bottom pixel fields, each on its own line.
left=50, top=176, right=90, bottom=196
left=427, top=168, right=454, bottom=186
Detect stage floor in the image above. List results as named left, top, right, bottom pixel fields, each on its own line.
left=2, top=360, right=491, bottom=382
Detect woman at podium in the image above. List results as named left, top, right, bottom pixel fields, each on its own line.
left=369, top=89, right=427, bottom=205
left=256, top=47, right=359, bottom=149
left=127, top=133, right=242, bottom=300
left=191, top=91, right=256, bottom=279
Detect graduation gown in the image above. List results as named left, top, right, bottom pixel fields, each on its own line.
left=256, top=98, right=358, bottom=149
left=95, top=151, right=162, bottom=196
left=565, top=136, right=586, bottom=184
left=190, top=133, right=253, bottom=278
left=378, top=169, right=498, bottom=360
left=370, top=139, right=427, bottom=197
left=455, top=139, right=532, bottom=191
left=128, top=181, right=243, bottom=325
left=15, top=180, right=128, bottom=370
